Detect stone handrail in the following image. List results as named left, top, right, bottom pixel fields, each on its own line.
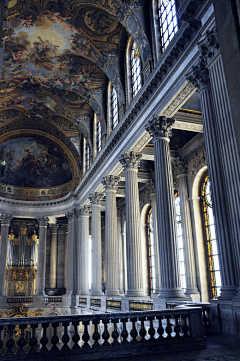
left=0, top=307, right=206, bottom=360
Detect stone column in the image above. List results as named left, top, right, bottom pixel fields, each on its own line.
left=103, top=175, right=120, bottom=297
left=187, top=56, right=237, bottom=299
left=89, top=192, right=103, bottom=296
left=79, top=205, right=91, bottom=295
left=146, top=179, right=161, bottom=295
left=63, top=224, right=68, bottom=291
left=35, top=217, right=49, bottom=296
left=120, top=151, right=146, bottom=297
left=73, top=209, right=81, bottom=298
left=117, top=207, right=124, bottom=295
left=174, top=158, right=200, bottom=301
left=146, top=117, right=185, bottom=299
left=65, top=212, right=74, bottom=295
left=49, top=224, right=59, bottom=294
left=0, top=214, right=12, bottom=296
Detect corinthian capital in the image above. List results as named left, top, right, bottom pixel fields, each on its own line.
left=120, top=151, right=142, bottom=170
left=65, top=211, right=75, bottom=221
left=1, top=214, right=12, bottom=225
left=146, top=116, right=175, bottom=139
left=37, top=216, right=49, bottom=227
left=103, top=175, right=120, bottom=190
left=186, top=56, right=210, bottom=90
left=79, top=205, right=91, bottom=216
left=89, top=192, right=103, bottom=205
left=199, top=27, right=219, bottom=62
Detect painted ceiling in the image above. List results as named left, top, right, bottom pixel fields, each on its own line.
left=0, top=0, right=152, bottom=199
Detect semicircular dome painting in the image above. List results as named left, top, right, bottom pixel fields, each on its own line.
left=0, top=136, right=72, bottom=188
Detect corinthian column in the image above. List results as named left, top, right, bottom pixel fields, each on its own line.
left=120, top=151, right=146, bottom=297
left=49, top=224, right=59, bottom=294
left=65, top=212, right=74, bottom=295
left=103, top=175, right=120, bottom=297
left=79, top=205, right=91, bottom=295
left=173, top=158, right=200, bottom=301
left=35, top=217, right=49, bottom=296
left=89, top=192, right=103, bottom=296
left=0, top=214, right=12, bottom=296
left=146, top=117, right=185, bottom=299
left=187, top=56, right=237, bottom=298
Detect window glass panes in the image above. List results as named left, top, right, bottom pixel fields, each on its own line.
left=147, top=209, right=156, bottom=293
left=158, top=0, right=178, bottom=51
left=131, top=41, right=142, bottom=98
left=175, top=193, right=186, bottom=292
left=96, top=116, right=102, bottom=153
left=111, top=87, right=118, bottom=129
left=85, top=141, right=90, bottom=171
left=202, top=173, right=222, bottom=299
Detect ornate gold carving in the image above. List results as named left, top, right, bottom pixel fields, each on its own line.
left=8, top=229, right=15, bottom=242
left=19, top=222, right=27, bottom=236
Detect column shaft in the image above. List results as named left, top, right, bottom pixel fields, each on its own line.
left=0, top=215, right=11, bottom=296
left=49, top=225, right=58, bottom=291
left=150, top=192, right=161, bottom=294
left=79, top=206, right=91, bottom=295
left=65, top=213, right=74, bottom=295
left=35, top=217, right=48, bottom=296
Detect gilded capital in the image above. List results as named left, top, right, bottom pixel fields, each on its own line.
left=89, top=192, right=103, bottom=205
left=79, top=205, right=91, bottom=216
left=146, top=116, right=175, bottom=139
left=186, top=56, right=210, bottom=90
left=37, top=216, right=49, bottom=227
left=103, top=175, right=120, bottom=190
left=120, top=151, right=142, bottom=170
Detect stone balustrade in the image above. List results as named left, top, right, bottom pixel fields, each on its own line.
left=0, top=308, right=205, bottom=360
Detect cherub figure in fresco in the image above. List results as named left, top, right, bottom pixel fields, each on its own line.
left=19, top=14, right=33, bottom=29
left=70, top=34, right=90, bottom=56
left=12, top=50, right=24, bottom=64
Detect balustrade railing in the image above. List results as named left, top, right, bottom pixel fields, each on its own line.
left=0, top=308, right=206, bottom=360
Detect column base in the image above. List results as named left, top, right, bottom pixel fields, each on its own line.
left=105, top=289, right=121, bottom=297
left=90, top=290, right=103, bottom=296
left=34, top=291, right=46, bottom=296
left=185, top=287, right=200, bottom=302
left=158, top=287, right=186, bottom=299
left=79, top=290, right=90, bottom=296
left=125, top=289, right=147, bottom=297
left=219, top=286, right=237, bottom=300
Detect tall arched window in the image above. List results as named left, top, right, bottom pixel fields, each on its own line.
left=202, top=173, right=221, bottom=299
left=175, top=192, right=186, bottom=291
left=147, top=208, right=156, bottom=294
left=85, top=139, right=90, bottom=171
left=111, top=86, right=119, bottom=129
left=131, top=41, right=142, bottom=98
left=158, top=0, right=178, bottom=51
left=96, top=115, right=102, bottom=153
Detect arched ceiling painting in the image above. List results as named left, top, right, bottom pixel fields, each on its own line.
left=0, top=0, right=152, bottom=200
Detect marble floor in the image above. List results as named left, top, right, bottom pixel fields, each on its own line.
left=104, top=335, right=240, bottom=361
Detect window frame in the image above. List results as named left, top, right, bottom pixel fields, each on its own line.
left=158, top=0, right=178, bottom=52
left=131, top=41, right=142, bottom=98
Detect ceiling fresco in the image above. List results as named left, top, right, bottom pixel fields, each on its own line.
left=0, top=0, right=152, bottom=200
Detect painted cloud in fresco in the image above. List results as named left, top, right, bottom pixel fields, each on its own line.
left=0, top=136, right=72, bottom=188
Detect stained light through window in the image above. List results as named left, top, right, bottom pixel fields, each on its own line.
left=131, top=41, right=142, bottom=98
left=202, top=173, right=221, bottom=299
left=111, top=87, right=118, bottom=129
left=175, top=193, right=186, bottom=291
left=158, top=0, right=178, bottom=51
left=147, top=209, right=156, bottom=294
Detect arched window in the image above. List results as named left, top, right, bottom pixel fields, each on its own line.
left=96, top=115, right=102, bottom=153
left=111, top=86, right=119, bottom=129
left=85, top=139, right=90, bottom=171
left=201, top=173, right=221, bottom=299
left=131, top=41, right=142, bottom=98
left=174, top=192, right=186, bottom=291
left=147, top=208, right=156, bottom=294
left=158, top=0, right=178, bottom=51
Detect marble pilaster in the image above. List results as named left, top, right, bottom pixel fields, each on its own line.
left=89, top=192, right=103, bottom=296
left=120, top=151, right=146, bottom=297
left=35, top=216, right=49, bottom=296
left=146, top=116, right=185, bottom=299
left=0, top=214, right=12, bottom=296
left=79, top=205, right=91, bottom=295
left=103, top=175, right=120, bottom=297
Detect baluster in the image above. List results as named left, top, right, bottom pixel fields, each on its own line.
left=139, top=317, right=147, bottom=343
left=61, top=322, right=70, bottom=353
left=147, top=317, right=155, bottom=341
left=50, top=322, right=59, bottom=353
left=166, top=316, right=172, bottom=338
left=156, top=316, right=164, bottom=340
left=17, top=324, right=26, bottom=354
left=72, top=321, right=81, bottom=349
left=102, top=319, right=110, bottom=347
left=92, top=320, right=101, bottom=348
left=0, top=325, right=3, bottom=355
left=6, top=325, right=15, bottom=355
left=174, top=316, right=180, bottom=338
left=82, top=320, right=90, bottom=349
left=130, top=318, right=138, bottom=343
left=40, top=323, right=49, bottom=354
left=29, top=324, right=38, bottom=354
left=182, top=316, right=190, bottom=337
left=120, top=318, right=129, bottom=345
left=111, top=319, right=120, bottom=346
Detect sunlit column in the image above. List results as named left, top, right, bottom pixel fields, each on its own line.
left=79, top=205, right=91, bottom=295
left=35, top=216, right=49, bottom=296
